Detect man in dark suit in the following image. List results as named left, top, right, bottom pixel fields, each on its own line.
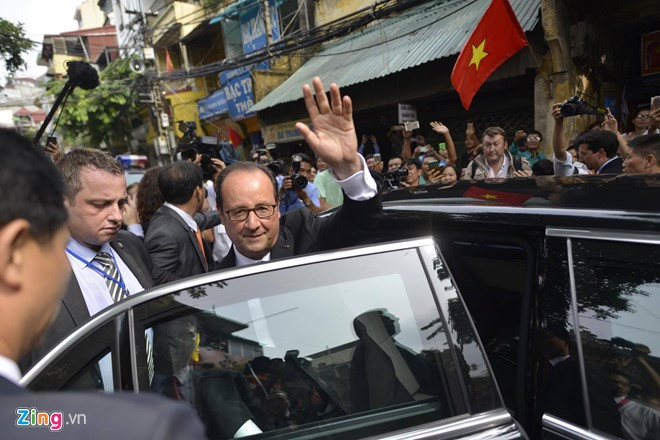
left=0, top=128, right=206, bottom=439
left=574, top=130, right=624, bottom=174
left=215, top=77, right=381, bottom=268
left=145, top=161, right=216, bottom=278
left=22, top=149, right=176, bottom=369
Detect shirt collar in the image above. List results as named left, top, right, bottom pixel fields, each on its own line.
left=67, top=238, right=115, bottom=267
left=234, top=247, right=271, bottom=267
left=486, top=154, right=510, bottom=178
left=549, top=355, right=570, bottom=366
left=164, top=202, right=198, bottom=231
left=0, top=354, right=22, bottom=386
left=597, top=157, right=618, bottom=174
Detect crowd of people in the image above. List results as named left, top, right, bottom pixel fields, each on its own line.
left=2, top=73, right=659, bottom=438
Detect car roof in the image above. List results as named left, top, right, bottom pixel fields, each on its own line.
left=380, top=175, right=660, bottom=232
left=383, top=174, right=660, bottom=213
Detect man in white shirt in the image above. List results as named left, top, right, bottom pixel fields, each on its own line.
left=22, top=149, right=175, bottom=369
left=463, top=126, right=532, bottom=180
left=215, top=77, right=382, bottom=268
left=0, top=128, right=206, bottom=439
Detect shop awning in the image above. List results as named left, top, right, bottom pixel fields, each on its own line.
left=251, top=0, right=540, bottom=112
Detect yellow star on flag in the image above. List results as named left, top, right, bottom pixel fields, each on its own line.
left=469, top=39, right=488, bottom=71
left=482, top=193, right=498, bottom=200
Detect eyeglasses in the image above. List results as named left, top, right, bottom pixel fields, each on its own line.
left=527, top=135, right=541, bottom=141
left=224, top=204, right=277, bottom=221
left=636, top=114, right=650, bottom=120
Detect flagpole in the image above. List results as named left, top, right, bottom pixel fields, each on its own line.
left=526, top=41, right=553, bottom=98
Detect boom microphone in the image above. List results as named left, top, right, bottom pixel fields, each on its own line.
left=34, top=61, right=100, bottom=144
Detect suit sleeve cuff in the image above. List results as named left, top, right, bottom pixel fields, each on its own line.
left=330, top=154, right=378, bottom=201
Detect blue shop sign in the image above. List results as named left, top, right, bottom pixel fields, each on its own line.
left=219, top=64, right=254, bottom=86
left=224, top=73, right=255, bottom=120
left=240, top=0, right=280, bottom=58
left=197, top=89, right=228, bottom=120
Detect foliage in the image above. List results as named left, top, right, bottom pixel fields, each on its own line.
left=46, top=58, right=140, bottom=148
left=0, top=18, right=34, bottom=74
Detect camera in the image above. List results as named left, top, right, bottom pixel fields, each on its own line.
left=384, top=167, right=409, bottom=189
left=176, top=121, right=224, bottom=181
left=560, top=96, right=605, bottom=117
left=264, top=159, right=285, bottom=176
left=290, top=154, right=308, bottom=190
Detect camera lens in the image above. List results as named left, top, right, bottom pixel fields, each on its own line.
left=293, top=174, right=308, bottom=189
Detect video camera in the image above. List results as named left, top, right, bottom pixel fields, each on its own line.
left=384, top=167, right=409, bottom=190
left=176, top=121, right=223, bottom=181
left=560, top=96, right=606, bottom=117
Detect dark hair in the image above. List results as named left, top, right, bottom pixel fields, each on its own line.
left=587, top=120, right=602, bottom=131
left=57, top=148, right=124, bottom=201
left=0, top=129, right=67, bottom=242
left=441, top=164, right=458, bottom=175
left=215, top=161, right=278, bottom=210
left=137, top=167, right=163, bottom=224
left=295, top=153, right=312, bottom=164
left=527, top=130, right=543, bottom=141
left=388, top=155, right=403, bottom=164
left=406, top=159, right=421, bottom=170
left=532, top=159, right=554, bottom=176
left=158, top=161, right=203, bottom=205
left=365, top=154, right=375, bottom=161
left=573, top=130, right=619, bottom=158
left=628, top=134, right=660, bottom=160
left=482, top=126, right=507, bottom=140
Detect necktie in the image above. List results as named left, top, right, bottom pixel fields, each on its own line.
left=194, top=228, right=208, bottom=270
left=93, top=252, right=127, bottom=302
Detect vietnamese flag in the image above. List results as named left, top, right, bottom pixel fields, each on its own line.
left=450, top=0, right=528, bottom=110
left=463, top=185, right=532, bottom=205
left=165, top=48, right=174, bottom=74
left=228, top=127, right=243, bottom=148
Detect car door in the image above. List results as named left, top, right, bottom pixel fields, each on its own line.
left=23, top=238, right=524, bottom=439
left=125, top=237, right=522, bottom=439
left=541, top=228, right=660, bottom=440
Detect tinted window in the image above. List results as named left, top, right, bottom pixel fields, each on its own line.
left=573, top=239, right=660, bottom=439
left=133, top=247, right=472, bottom=439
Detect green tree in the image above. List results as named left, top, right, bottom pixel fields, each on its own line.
left=47, top=58, right=141, bottom=148
left=0, top=18, right=34, bottom=74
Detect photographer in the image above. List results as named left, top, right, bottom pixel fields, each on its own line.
left=277, top=153, right=321, bottom=214
left=551, top=103, right=590, bottom=176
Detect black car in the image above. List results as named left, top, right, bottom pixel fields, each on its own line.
left=23, top=174, right=660, bottom=440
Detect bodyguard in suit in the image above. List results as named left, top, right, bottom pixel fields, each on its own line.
left=0, top=128, right=206, bottom=439
left=574, top=130, right=624, bottom=174
left=145, top=161, right=216, bottom=278
left=22, top=149, right=175, bottom=369
left=215, top=77, right=382, bottom=268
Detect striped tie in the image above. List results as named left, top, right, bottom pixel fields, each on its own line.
left=93, top=252, right=128, bottom=302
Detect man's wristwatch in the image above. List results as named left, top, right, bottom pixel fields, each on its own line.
left=303, top=199, right=312, bottom=207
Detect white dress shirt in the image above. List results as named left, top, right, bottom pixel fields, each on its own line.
left=66, top=238, right=145, bottom=316
left=486, top=155, right=510, bottom=178
left=553, top=154, right=590, bottom=176
left=163, top=202, right=198, bottom=232
left=233, top=154, right=377, bottom=266
left=0, top=354, right=22, bottom=386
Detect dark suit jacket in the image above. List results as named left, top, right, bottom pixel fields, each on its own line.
left=217, top=184, right=382, bottom=269
left=20, top=231, right=175, bottom=371
left=598, top=157, right=623, bottom=174
left=145, top=206, right=218, bottom=279
left=0, top=376, right=206, bottom=439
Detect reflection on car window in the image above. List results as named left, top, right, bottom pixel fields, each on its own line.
left=136, top=249, right=462, bottom=439
left=573, top=239, right=660, bottom=439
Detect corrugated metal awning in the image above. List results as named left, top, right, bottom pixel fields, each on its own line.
left=251, top=0, right=540, bottom=112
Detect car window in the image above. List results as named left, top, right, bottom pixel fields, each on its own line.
left=132, top=247, right=475, bottom=439
left=572, top=239, right=660, bottom=439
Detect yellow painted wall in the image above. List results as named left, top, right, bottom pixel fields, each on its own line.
left=165, top=90, right=207, bottom=137
left=314, top=0, right=373, bottom=26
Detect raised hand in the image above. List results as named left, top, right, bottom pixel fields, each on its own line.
left=295, top=77, right=360, bottom=180
left=430, top=121, right=449, bottom=135
left=601, top=108, right=619, bottom=133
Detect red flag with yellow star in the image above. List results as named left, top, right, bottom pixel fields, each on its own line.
left=450, top=0, right=528, bottom=110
